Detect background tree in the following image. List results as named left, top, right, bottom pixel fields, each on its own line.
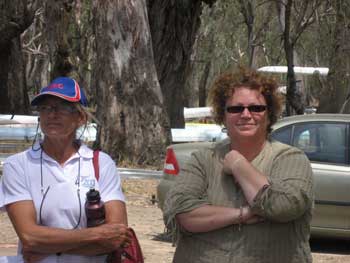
left=187, top=0, right=282, bottom=106
left=43, top=0, right=94, bottom=97
left=185, top=0, right=245, bottom=107
left=22, top=3, right=49, bottom=96
left=0, top=0, right=36, bottom=114
left=92, top=0, right=170, bottom=166
left=276, top=0, right=321, bottom=115
left=20, top=0, right=94, bottom=99
left=237, top=0, right=273, bottom=67
left=1, top=0, right=350, bottom=167
left=147, top=0, right=216, bottom=128
left=318, top=0, right=350, bottom=113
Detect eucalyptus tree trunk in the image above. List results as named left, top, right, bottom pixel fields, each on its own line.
left=237, top=0, right=256, bottom=67
left=147, top=0, right=216, bottom=128
left=0, top=0, right=35, bottom=114
left=318, top=0, right=350, bottom=113
left=42, top=0, right=95, bottom=99
left=198, top=61, right=211, bottom=107
left=44, top=0, right=76, bottom=80
left=277, top=0, right=322, bottom=115
left=277, top=0, right=304, bottom=115
left=92, top=0, right=170, bottom=166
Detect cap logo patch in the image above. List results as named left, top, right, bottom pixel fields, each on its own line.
left=47, top=83, right=64, bottom=89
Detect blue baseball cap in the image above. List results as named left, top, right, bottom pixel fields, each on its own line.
left=31, top=77, right=88, bottom=107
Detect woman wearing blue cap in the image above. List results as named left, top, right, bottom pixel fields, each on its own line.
left=0, top=77, right=131, bottom=262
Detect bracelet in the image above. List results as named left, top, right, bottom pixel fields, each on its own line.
left=238, top=206, right=243, bottom=231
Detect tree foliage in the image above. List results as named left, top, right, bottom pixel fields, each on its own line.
left=188, top=0, right=349, bottom=115
left=0, top=0, right=349, bottom=166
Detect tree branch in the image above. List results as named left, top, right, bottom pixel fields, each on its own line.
left=201, top=0, right=217, bottom=7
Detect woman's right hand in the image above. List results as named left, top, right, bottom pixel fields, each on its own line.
left=95, top=223, right=132, bottom=250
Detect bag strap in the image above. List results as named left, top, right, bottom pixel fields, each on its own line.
left=93, top=150, right=144, bottom=263
left=93, top=150, right=100, bottom=181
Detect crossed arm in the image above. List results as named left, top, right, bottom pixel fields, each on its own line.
left=174, top=147, right=313, bottom=233
left=175, top=152, right=265, bottom=232
left=6, top=199, right=131, bottom=261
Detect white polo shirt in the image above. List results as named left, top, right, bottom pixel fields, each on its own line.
left=0, top=142, right=125, bottom=263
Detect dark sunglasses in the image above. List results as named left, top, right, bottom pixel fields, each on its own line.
left=226, top=105, right=267, bottom=114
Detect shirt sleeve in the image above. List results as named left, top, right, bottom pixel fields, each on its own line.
left=97, top=151, right=125, bottom=203
left=1, top=155, right=32, bottom=211
left=250, top=147, right=314, bottom=222
left=163, top=149, right=211, bottom=232
left=0, top=180, right=4, bottom=212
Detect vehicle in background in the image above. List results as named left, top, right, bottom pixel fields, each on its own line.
left=171, top=107, right=227, bottom=143
left=157, top=114, right=350, bottom=240
left=257, top=66, right=329, bottom=76
left=171, top=123, right=227, bottom=143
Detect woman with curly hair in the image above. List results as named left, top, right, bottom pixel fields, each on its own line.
left=164, top=67, right=314, bottom=263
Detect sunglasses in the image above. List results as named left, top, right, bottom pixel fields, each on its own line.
left=36, top=104, right=78, bottom=115
left=226, top=105, right=267, bottom=114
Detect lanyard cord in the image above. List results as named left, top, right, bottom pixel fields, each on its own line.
left=39, top=149, right=50, bottom=225
left=31, top=122, right=41, bottom=152
left=75, top=151, right=82, bottom=229
left=39, top=147, right=82, bottom=229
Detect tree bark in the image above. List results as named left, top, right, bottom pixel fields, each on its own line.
left=44, top=0, right=77, bottom=80
left=318, top=0, right=350, bottom=113
left=147, top=0, right=215, bottom=128
left=237, top=0, right=255, bottom=67
left=92, top=0, right=170, bottom=166
left=198, top=60, right=211, bottom=107
left=0, top=0, right=35, bottom=114
left=42, top=0, right=95, bottom=100
left=279, top=0, right=304, bottom=115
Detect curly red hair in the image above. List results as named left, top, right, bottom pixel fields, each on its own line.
left=208, top=66, right=283, bottom=133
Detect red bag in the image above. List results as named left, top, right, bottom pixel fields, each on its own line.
left=93, top=150, right=144, bottom=263
left=106, top=228, right=144, bottom=263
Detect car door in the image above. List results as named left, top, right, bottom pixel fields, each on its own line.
left=271, top=121, right=350, bottom=233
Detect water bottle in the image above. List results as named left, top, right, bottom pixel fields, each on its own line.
left=85, top=188, right=106, bottom=227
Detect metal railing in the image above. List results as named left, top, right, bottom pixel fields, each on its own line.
left=118, top=167, right=162, bottom=179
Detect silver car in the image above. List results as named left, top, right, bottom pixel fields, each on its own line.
left=157, top=114, right=350, bottom=240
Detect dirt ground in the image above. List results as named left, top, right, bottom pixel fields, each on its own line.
left=0, top=178, right=349, bottom=262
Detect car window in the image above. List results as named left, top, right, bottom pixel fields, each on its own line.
left=272, top=122, right=348, bottom=165
left=270, top=126, right=292, bottom=144
left=293, top=126, right=319, bottom=154
left=294, top=123, right=348, bottom=164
